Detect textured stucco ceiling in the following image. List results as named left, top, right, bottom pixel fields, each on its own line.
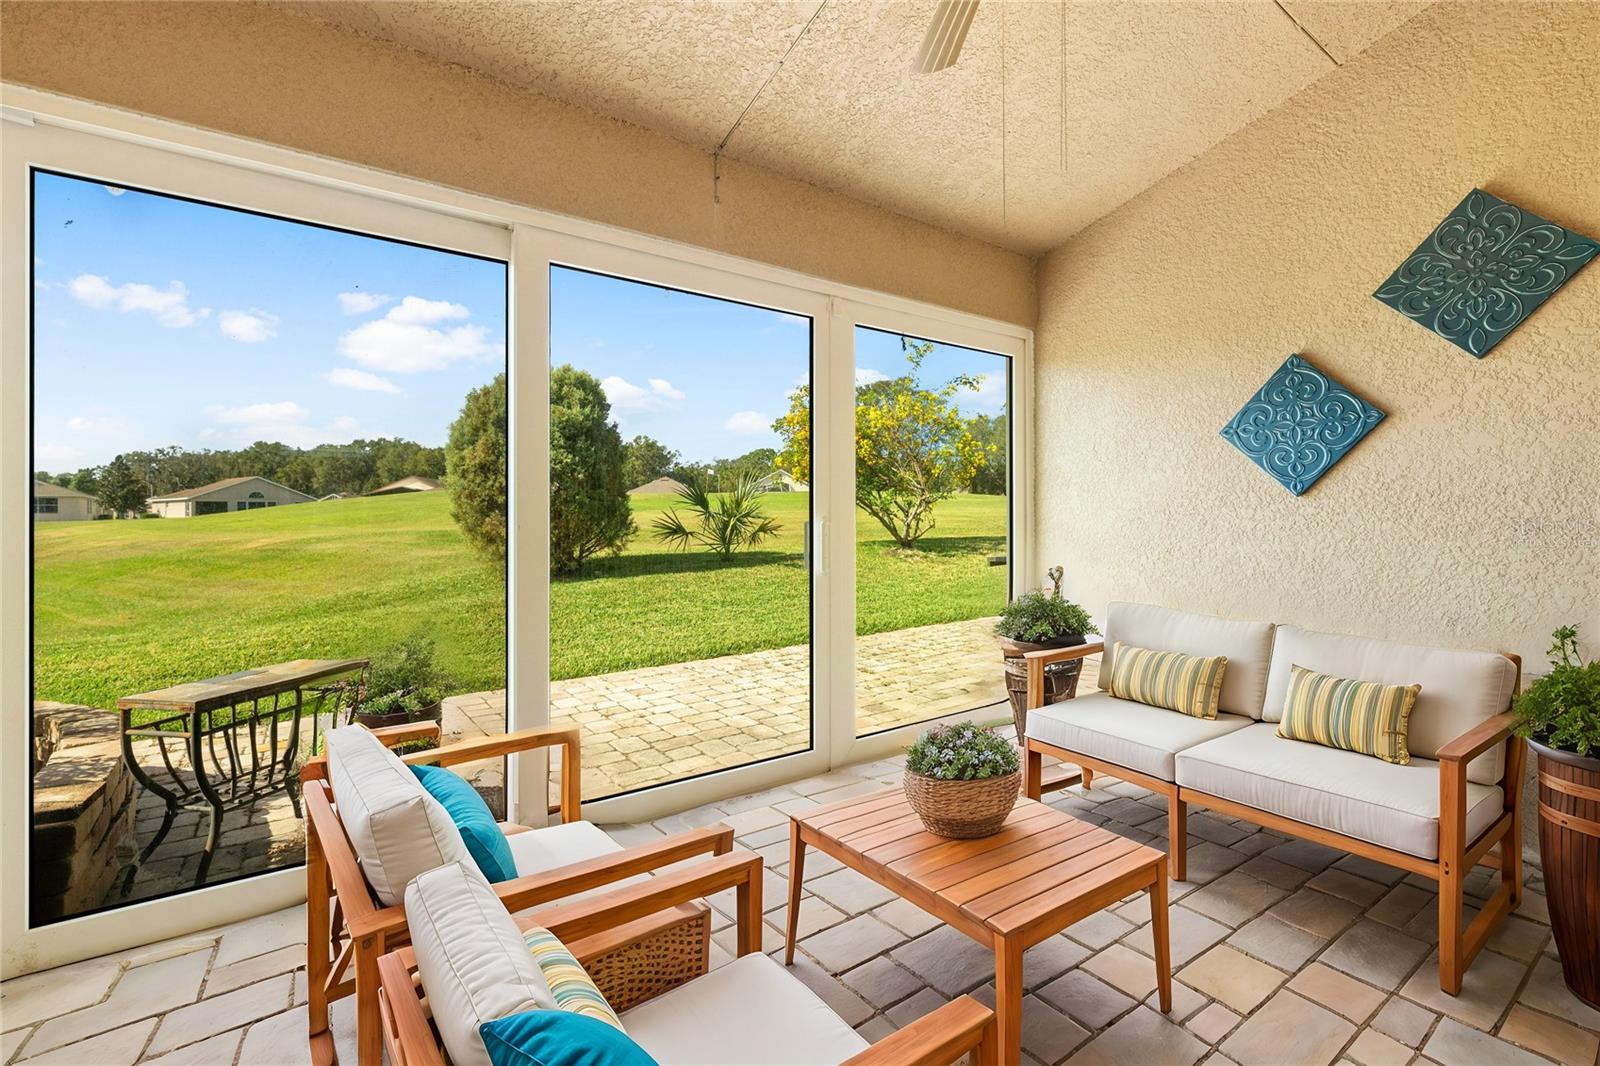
left=279, top=0, right=1431, bottom=256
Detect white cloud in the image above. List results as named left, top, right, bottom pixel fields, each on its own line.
left=338, top=291, right=395, bottom=315
left=104, top=186, right=126, bottom=197
left=855, top=367, right=890, bottom=386
left=602, top=376, right=685, bottom=413
left=206, top=401, right=309, bottom=427
left=201, top=401, right=359, bottom=448
left=67, top=274, right=207, bottom=327
left=219, top=308, right=279, bottom=343
left=723, top=410, right=772, bottom=435
left=324, top=367, right=401, bottom=394
left=972, top=372, right=1007, bottom=409
left=66, top=415, right=125, bottom=434
left=337, top=296, right=493, bottom=373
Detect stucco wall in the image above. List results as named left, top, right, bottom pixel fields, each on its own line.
left=1033, top=1, right=1599, bottom=671
left=0, top=1, right=1034, bottom=327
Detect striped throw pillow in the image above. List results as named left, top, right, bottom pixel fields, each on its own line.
left=1276, top=665, right=1419, bottom=765
left=1107, top=641, right=1229, bottom=719
left=522, top=926, right=624, bottom=1030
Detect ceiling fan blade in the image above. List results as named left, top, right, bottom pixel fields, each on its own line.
left=911, top=0, right=979, bottom=74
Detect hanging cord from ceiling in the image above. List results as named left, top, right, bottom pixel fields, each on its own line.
left=713, top=0, right=830, bottom=204
left=1271, top=0, right=1339, bottom=67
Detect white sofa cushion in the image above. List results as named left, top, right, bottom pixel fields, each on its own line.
left=1175, top=724, right=1504, bottom=860
left=324, top=725, right=472, bottom=906
left=405, top=862, right=556, bottom=1066
left=1262, top=625, right=1517, bottom=785
left=1100, top=602, right=1277, bottom=719
left=622, top=952, right=868, bottom=1065
left=1027, top=692, right=1254, bottom=782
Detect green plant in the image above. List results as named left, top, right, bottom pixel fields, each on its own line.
left=358, top=687, right=442, bottom=718
left=1513, top=625, right=1600, bottom=757
left=446, top=372, right=509, bottom=563
left=994, top=591, right=1099, bottom=644
left=906, top=722, right=1020, bottom=780
left=549, top=365, right=634, bottom=573
left=651, top=474, right=781, bottom=561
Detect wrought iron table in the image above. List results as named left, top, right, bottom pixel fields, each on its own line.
left=117, top=658, right=368, bottom=889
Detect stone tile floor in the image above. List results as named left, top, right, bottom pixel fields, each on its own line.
left=7, top=739, right=1597, bottom=1066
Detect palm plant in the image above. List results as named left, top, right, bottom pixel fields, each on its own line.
left=651, top=473, right=781, bottom=562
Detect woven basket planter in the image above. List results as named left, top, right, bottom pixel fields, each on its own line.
left=999, top=635, right=1086, bottom=741
left=904, top=769, right=1021, bottom=839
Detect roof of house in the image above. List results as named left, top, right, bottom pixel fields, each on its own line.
left=33, top=479, right=98, bottom=500
left=365, top=476, right=444, bottom=496
left=147, top=475, right=313, bottom=503
left=628, top=476, right=688, bottom=495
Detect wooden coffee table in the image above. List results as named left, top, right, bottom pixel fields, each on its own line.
left=785, top=788, right=1170, bottom=1066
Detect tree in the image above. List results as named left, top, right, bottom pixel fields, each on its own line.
left=95, top=454, right=148, bottom=517
left=965, top=413, right=1008, bottom=495
left=621, top=435, right=679, bottom=490
left=549, top=366, right=633, bottom=573
left=446, top=373, right=510, bottom=563
left=652, top=474, right=781, bottom=561
left=712, top=448, right=778, bottom=491
left=774, top=340, right=986, bottom=548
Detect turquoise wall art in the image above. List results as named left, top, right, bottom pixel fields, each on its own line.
left=1221, top=354, right=1385, bottom=497
left=1374, top=189, right=1598, bottom=358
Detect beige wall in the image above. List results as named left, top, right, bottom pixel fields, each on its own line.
left=1034, top=1, right=1599, bottom=669
left=0, top=1, right=1034, bottom=327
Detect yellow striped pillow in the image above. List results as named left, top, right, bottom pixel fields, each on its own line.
left=1276, top=665, right=1419, bottom=765
left=522, top=926, right=623, bottom=1030
left=1107, top=642, right=1229, bottom=719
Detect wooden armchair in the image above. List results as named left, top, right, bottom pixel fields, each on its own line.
left=302, top=721, right=733, bottom=1066
left=376, top=852, right=999, bottom=1066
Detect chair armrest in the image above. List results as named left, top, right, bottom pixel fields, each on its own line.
left=377, top=949, right=444, bottom=1066
left=1025, top=641, right=1105, bottom=711
left=520, top=851, right=763, bottom=950
left=492, top=824, right=736, bottom=913
left=402, top=725, right=582, bottom=823
left=844, top=996, right=996, bottom=1066
left=1436, top=712, right=1516, bottom=765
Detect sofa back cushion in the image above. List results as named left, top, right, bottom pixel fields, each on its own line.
left=407, top=862, right=556, bottom=1066
left=1263, top=625, right=1517, bottom=785
left=325, top=724, right=473, bottom=906
left=1101, top=602, right=1276, bottom=719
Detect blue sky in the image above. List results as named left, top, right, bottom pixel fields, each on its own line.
left=552, top=268, right=1009, bottom=465
left=31, top=171, right=507, bottom=472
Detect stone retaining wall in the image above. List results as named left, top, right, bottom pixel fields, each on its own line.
left=30, top=704, right=137, bottom=921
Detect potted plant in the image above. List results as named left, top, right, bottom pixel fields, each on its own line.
left=1513, top=624, right=1600, bottom=1009
left=904, top=723, right=1021, bottom=838
left=994, top=574, right=1100, bottom=740
left=351, top=636, right=446, bottom=739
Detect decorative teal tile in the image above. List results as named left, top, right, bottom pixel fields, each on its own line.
left=1221, top=355, right=1384, bottom=497
left=1374, top=189, right=1598, bottom=358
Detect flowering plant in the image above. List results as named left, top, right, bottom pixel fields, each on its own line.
left=905, top=723, right=1020, bottom=781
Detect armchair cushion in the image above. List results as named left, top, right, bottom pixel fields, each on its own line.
left=1101, top=602, right=1276, bottom=719
left=413, top=763, right=518, bottom=882
left=1027, top=692, right=1253, bottom=781
left=325, top=725, right=472, bottom=906
left=1175, top=723, right=1504, bottom=859
left=482, top=1011, right=658, bottom=1066
left=620, top=953, right=868, bottom=1065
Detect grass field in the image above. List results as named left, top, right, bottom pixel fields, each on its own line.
left=33, top=489, right=1006, bottom=709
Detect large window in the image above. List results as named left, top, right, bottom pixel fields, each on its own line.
left=28, top=170, right=508, bottom=923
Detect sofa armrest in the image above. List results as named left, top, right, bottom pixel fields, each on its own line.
left=1025, top=641, right=1105, bottom=710
left=491, top=823, right=735, bottom=914
left=844, top=996, right=996, bottom=1066
left=401, top=725, right=582, bottom=823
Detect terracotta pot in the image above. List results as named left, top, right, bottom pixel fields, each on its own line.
left=1529, top=737, right=1600, bottom=1010
left=903, top=770, right=1020, bottom=839
left=999, top=634, right=1087, bottom=741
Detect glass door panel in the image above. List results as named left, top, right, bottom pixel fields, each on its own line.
left=852, top=326, right=1012, bottom=737
left=548, top=265, right=813, bottom=800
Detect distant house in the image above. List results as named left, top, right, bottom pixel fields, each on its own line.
left=32, top=480, right=108, bottom=522
left=146, top=476, right=313, bottom=517
left=317, top=492, right=352, bottom=501
left=365, top=476, right=443, bottom=496
left=629, top=476, right=688, bottom=495
left=774, top=471, right=808, bottom=492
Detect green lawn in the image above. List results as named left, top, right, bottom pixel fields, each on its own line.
left=34, top=489, right=1006, bottom=708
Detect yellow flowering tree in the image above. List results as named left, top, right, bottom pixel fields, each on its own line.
left=773, top=341, right=988, bottom=548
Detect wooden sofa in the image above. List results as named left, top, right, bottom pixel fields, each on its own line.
left=377, top=851, right=999, bottom=1066
left=1022, top=602, right=1524, bottom=996
left=302, top=721, right=733, bottom=1066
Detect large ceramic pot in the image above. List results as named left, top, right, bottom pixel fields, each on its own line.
left=999, top=634, right=1087, bottom=741
left=903, top=770, right=1020, bottom=839
left=1529, top=736, right=1600, bottom=1010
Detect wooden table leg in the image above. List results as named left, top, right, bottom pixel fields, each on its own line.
left=1150, top=857, right=1172, bottom=1014
left=994, top=935, right=1024, bottom=1066
left=784, top=822, right=806, bottom=965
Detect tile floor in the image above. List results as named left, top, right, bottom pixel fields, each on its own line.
left=5, top=744, right=1598, bottom=1066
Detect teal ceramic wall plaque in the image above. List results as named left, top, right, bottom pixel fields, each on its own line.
left=1221, top=355, right=1384, bottom=497
left=1374, top=189, right=1598, bottom=358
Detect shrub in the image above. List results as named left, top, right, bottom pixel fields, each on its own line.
left=906, top=722, right=1020, bottom=780
left=446, top=373, right=508, bottom=562
left=651, top=474, right=781, bottom=561
left=994, top=592, right=1099, bottom=644
left=549, top=365, right=634, bottom=573
left=1514, top=625, right=1600, bottom=757
left=367, top=634, right=443, bottom=697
